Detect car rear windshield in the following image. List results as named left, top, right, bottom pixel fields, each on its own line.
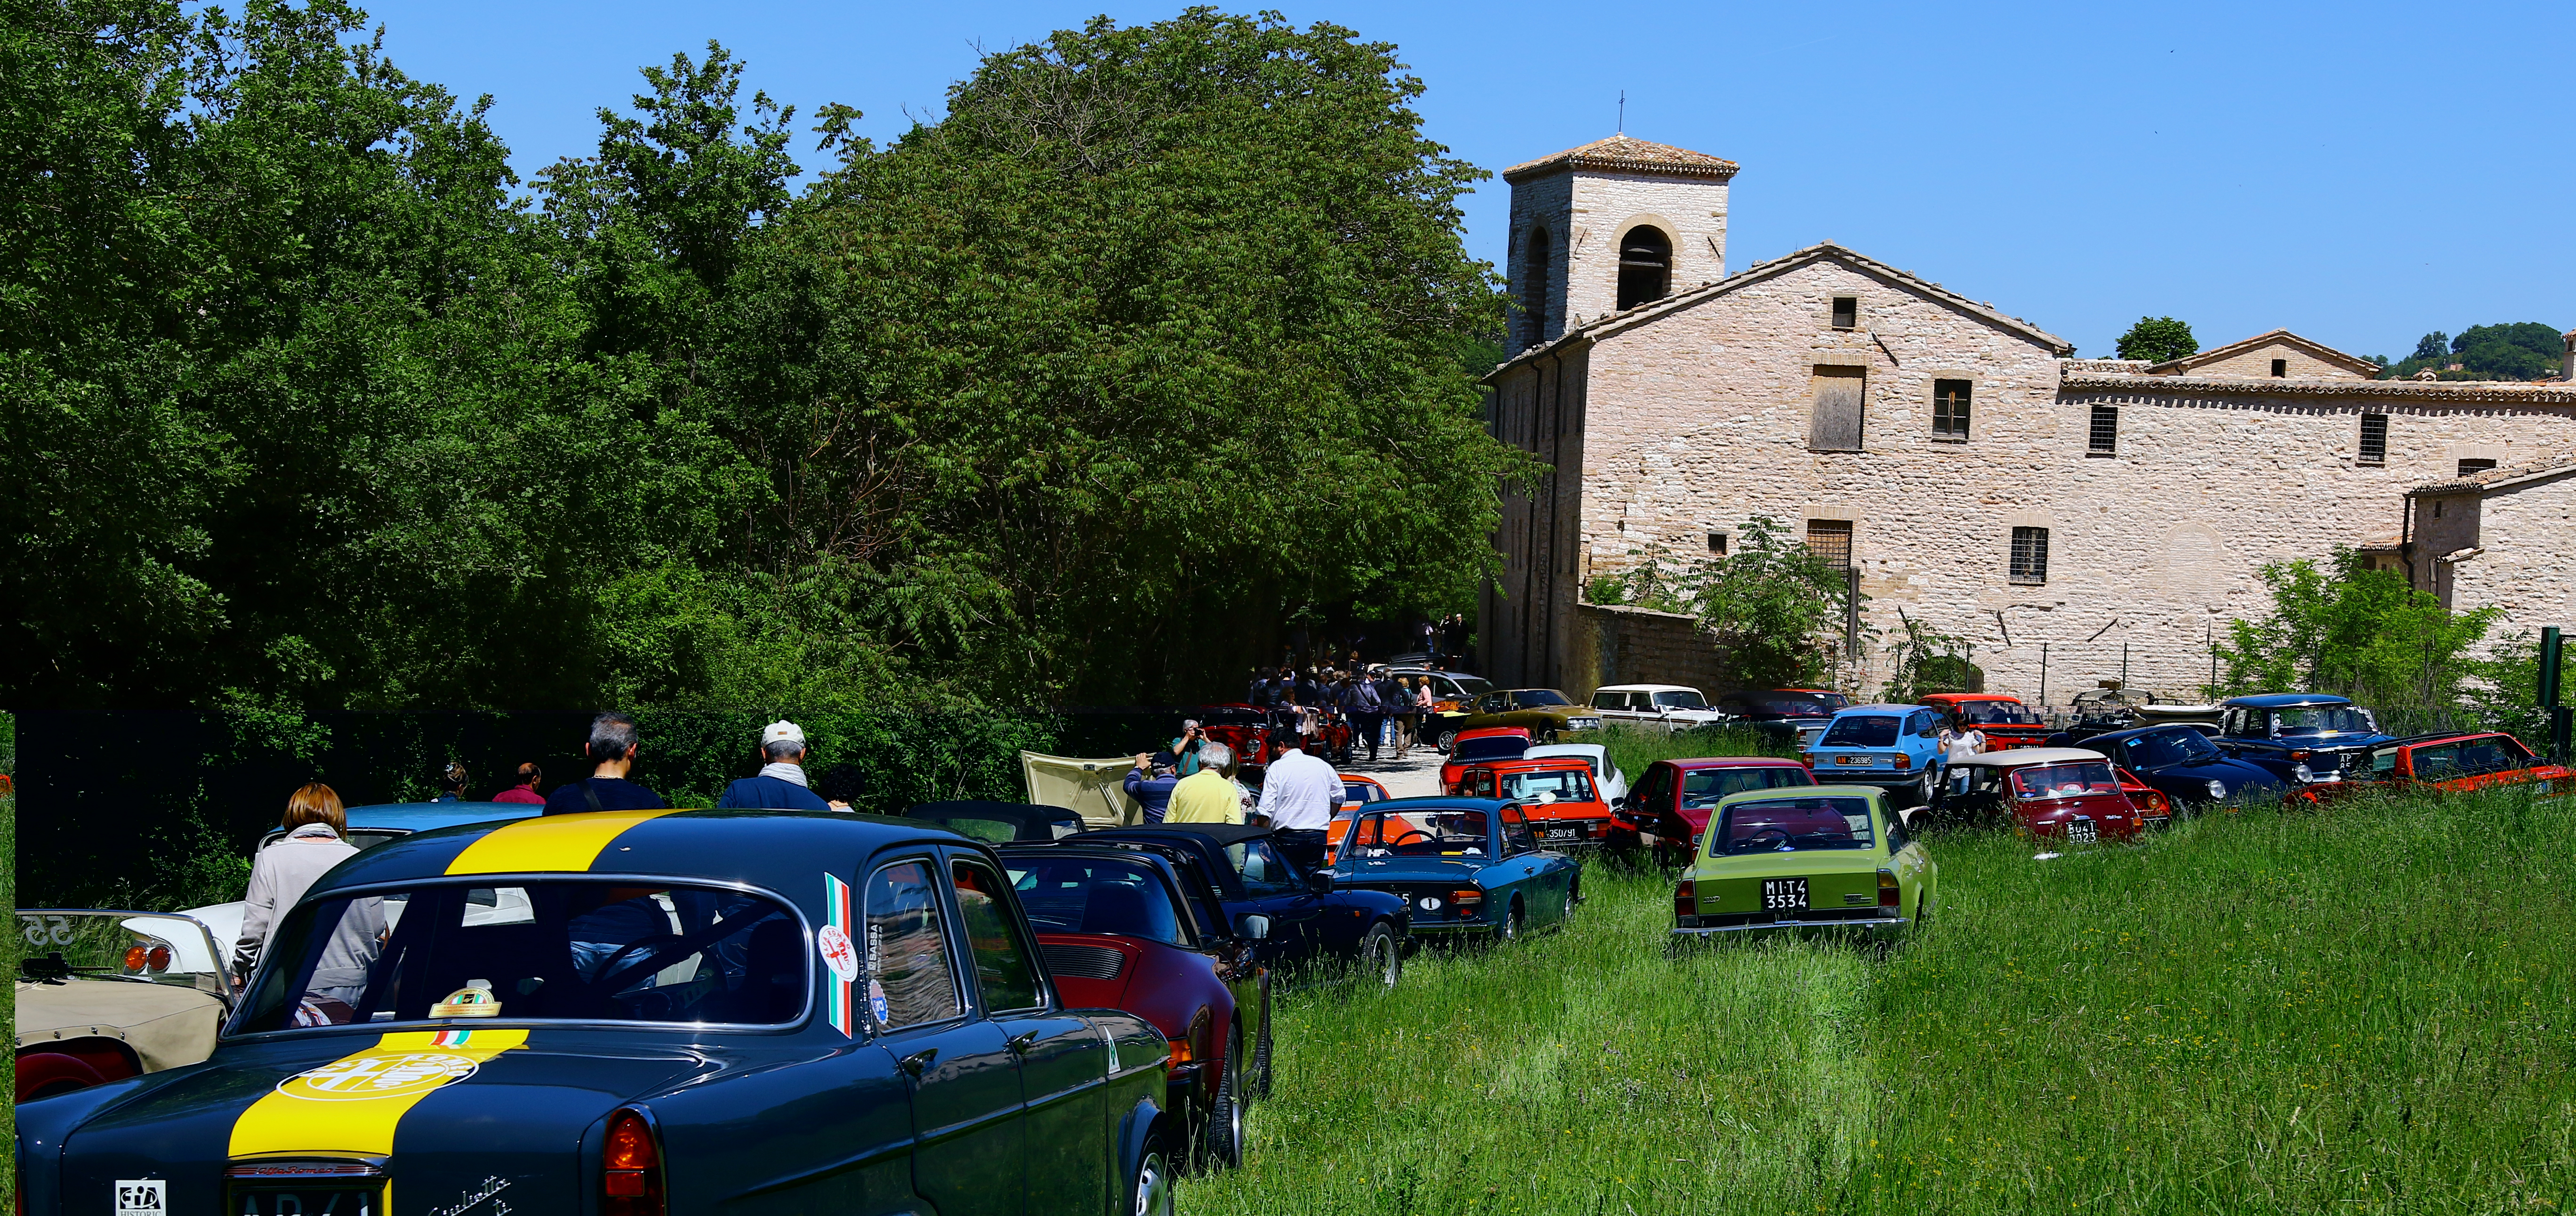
left=1819, top=715, right=1901, bottom=748
left=1956, top=700, right=2040, bottom=725
left=1007, top=858, right=1187, bottom=946
left=1344, top=810, right=1492, bottom=858
left=1711, top=797, right=1876, bottom=855
left=1448, top=677, right=1494, bottom=698
left=2126, top=730, right=2220, bottom=768
left=1681, top=766, right=1814, bottom=808
left=1496, top=768, right=1596, bottom=804
left=2269, top=705, right=2375, bottom=735
left=1654, top=691, right=1709, bottom=709
left=1452, top=736, right=1529, bottom=763
left=236, top=881, right=805, bottom=1033
left=1342, top=781, right=1386, bottom=803
left=1738, top=693, right=1839, bottom=716
left=1514, top=689, right=1571, bottom=707
left=2008, top=762, right=2119, bottom=800
left=2409, top=737, right=2532, bottom=778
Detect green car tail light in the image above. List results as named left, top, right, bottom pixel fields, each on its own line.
left=1674, top=882, right=1698, bottom=924
left=1877, top=870, right=1900, bottom=908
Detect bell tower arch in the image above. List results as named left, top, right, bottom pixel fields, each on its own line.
left=1504, top=135, right=1737, bottom=353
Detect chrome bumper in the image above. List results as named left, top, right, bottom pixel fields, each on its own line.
left=1671, top=915, right=1904, bottom=937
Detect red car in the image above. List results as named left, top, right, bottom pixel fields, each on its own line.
left=1199, top=703, right=1280, bottom=767
left=1441, top=726, right=1532, bottom=792
left=1608, top=756, right=1816, bottom=865
left=1941, top=748, right=2148, bottom=842
left=2294, top=730, right=2570, bottom=804
left=1920, top=693, right=2052, bottom=750
left=997, top=842, right=1271, bottom=1168
left=1457, top=757, right=1617, bottom=849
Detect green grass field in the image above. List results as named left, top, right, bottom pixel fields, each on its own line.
left=1179, top=777, right=2576, bottom=1214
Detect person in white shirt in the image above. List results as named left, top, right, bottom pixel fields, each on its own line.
left=1256, top=729, right=1342, bottom=873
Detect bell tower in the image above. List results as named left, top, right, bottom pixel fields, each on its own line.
left=1503, top=135, right=1738, bottom=353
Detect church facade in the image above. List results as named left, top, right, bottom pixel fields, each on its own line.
left=1481, top=135, right=2576, bottom=707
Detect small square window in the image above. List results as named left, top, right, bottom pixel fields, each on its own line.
left=2010, top=527, right=2050, bottom=585
left=2270, top=358, right=2288, bottom=377
left=2457, top=458, right=2496, bottom=478
left=2087, top=405, right=2118, bottom=455
left=1805, top=519, right=1853, bottom=569
left=1932, top=379, right=1972, bottom=439
left=2358, top=413, right=2387, bottom=464
left=1831, top=296, right=1858, bottom=330
left=1707, top=532, right=1728, bottom=555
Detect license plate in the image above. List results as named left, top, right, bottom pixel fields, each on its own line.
left=2068, top=820, right=2098, bottom=843
left=1544, top=828, right=1576, bottom=840
left=227, top=1185, right=383, bottom=1216
left=1835, top=756, right=1867, bottom=765
left=1761, top=877, right=1808, bottom=911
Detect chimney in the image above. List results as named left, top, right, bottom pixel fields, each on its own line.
left=2564, top=329, right=2575, bottom=381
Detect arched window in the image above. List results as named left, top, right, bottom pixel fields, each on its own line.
left=1616, top=226, right=1672, bottom=311
left=1521, top=228, right=1551, bottom=346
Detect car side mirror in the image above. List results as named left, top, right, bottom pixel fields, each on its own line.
left=1237, top=914, right=1271, bottom=940
left=1610, top=795, right=1626, bottom=811
left=1307, top=871, right=1334, bottom=895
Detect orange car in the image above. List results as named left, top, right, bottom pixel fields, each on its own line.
left=1321, top=774, right=1393, bottom=865
left=1457, top=757, right=1615, bottom=849
left=1440, top=726, right=1532, bottom=792
left=1919, top=693, right=2052, bottom=750
left=2293, top=731, right=2570, bottom=804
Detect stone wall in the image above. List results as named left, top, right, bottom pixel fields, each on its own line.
left=1563, top=603, right=1737, bottom=705
left=2449, top=469, right=2576, bottom=634
left=1506, top=167, right=1729, bottom=354
left=2176, top=340, right=2369, bottom=380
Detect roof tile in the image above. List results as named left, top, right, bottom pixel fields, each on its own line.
left=1503, top=134, right=1740, bottom=183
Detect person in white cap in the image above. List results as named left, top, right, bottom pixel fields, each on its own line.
left=716, top=720, right=833, bottom=811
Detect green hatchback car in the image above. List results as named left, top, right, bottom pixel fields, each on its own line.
left=1670, top=785, right=1937, bottom=943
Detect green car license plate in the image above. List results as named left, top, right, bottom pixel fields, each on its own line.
left=1761, top=877, right=1808, bottom=911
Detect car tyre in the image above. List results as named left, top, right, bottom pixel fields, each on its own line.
left=1358, top=921, right=1402, bottom=990
left=1498, top=899, right=1524, bottom=943
left=1434, top=728, right=1457, bottom=753
left=1561, top=881, right=1578, bottom=924
left=1128, top=1137, right=1176, bottom=1216
left=1199, top=1032, right=1246, bottom=1171
left=1248, top=978, right=1274, bottom=1098
left=1916, top=769, right=1937, bottom=808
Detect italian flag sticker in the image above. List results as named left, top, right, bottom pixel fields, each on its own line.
left=821, top=873, right=857, bottom=1038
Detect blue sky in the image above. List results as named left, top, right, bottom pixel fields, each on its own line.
left=358, top=0, right=2570, bottom=360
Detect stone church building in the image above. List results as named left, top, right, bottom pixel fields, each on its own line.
left=1481, top=134, right=2576, bottom=707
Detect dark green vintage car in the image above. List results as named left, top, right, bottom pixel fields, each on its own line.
left=1450, top=689, right=1604, bottom=744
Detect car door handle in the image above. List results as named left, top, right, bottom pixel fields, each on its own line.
left=1006, top=1031, right=1038, bottom=1055
left=898, top=1047, right=938, bottom=1076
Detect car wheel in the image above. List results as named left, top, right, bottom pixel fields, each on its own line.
left=1498, top=899, right=1525, bottom=943
left=1561, top=880, right=1578, bottom=924
left=1128, top=1138, right=1175, bottom=1216
left=1434, top=728, right=1457, bottom=753
left=1359, top=922, right=1402, bottom=989
left=1916, top=769, right=1937, bottom=808
left=1200, top=1031, right=1245, bottom=1171
left=1249, top=979, right=1274, bottom=1098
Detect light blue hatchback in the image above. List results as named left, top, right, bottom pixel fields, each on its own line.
left=1801, top=704, right=1949, bottom=806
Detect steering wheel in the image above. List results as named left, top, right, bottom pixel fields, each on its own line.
left=1385, top=829, right=1433, bottom=848
left=1734, top=827, right=1792, bottom=854
left=587, top=933, right=687, bottom=991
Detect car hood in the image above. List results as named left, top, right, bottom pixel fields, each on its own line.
left=46, top=1028, right=716, bottom=1215
left=2139, top=757, right=2280, bottom=789
left=2271, top=732, right=2387, bottom=749
left=1336, top=855, right=1489, bottom=882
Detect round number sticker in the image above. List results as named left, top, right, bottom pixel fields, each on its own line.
left=277, top=1053, right=480, bottom=1101
left=815, top=924, right=860, bottom=984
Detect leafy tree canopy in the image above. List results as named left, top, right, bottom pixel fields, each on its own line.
left=2383, top=320, right=2561, bottom=381
left=2115, top=316, right=2198, bottom=363
left=2212, top=552, right=2501, bottom=735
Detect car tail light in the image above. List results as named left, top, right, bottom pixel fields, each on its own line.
left=1877, top=871, right=1900, bottom=908
left=603, top=1109, right=664, bottom=1216
left=1892, top=753, right=1910, bottom=770
left=1168, top=1035, right=1195, bottom=1066
left=1451, top=889, right=1484, bottom=906
left=1674, top=883, right=1697, bottom=920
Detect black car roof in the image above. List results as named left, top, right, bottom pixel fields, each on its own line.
left=905, top=800, right=1082, bottom=827
left=1086, top=822, right=1274, bottom=846
left=991, top=842, right=1232, bottom=939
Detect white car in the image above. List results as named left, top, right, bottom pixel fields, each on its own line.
left=1586, top=683, right=1735, bottom=730
left=1522, top=742, right=1630, bottom=806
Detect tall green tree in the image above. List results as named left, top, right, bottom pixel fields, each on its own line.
left=1682, top=517, right=1848, bottom=689
left=2115, top=316, right=2198, bottom=363
left=2213, top=552, right=2499, bottom=734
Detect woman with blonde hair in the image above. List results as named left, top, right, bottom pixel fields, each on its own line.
left=232, top=784, right=386, bottom=1018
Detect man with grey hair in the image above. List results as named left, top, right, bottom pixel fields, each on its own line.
left=716, top=720, right=834, bottom=811
left=1165, top=740, right=1245, bottom=823
left=543, top=711, right=671, bottom=815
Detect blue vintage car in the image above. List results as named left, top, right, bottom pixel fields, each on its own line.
left=18, top=809, right=1182, bottom=1216
left=1326, top=797, right=1582, bottom=940
left=2086, top=724, right=2286, bottom=808
left=2214, top=693, right=2397, bottom=786
left=1802, top=704, right=1950, bottom=806
left=1079, top=823, right=1410, bottom=989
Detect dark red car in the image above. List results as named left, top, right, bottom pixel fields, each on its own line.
left=1441, top=726, right=1532, bottom=792
left=1941, top=748, right=2147, bottom=842
left=997, top=843, right=1271, bottom=1169
left=1919, top=693, right=2052, bottom=750
left=1199, top=703, right=1280, bottom=768
left=1608, top=756, right=1816, bottom=865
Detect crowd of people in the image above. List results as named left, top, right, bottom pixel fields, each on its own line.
left=1245, top=664, right=1439, bottom=761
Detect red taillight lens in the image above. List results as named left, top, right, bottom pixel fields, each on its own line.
left=147, top=945, right=172, bottom=971
left=1674, top=883, right=1697, bottom=919
left=1892, top=753, right=1910, bottom=770
left=1451, top=889, right=1483, bottom=906
left=1877, top=871, right=1900, bottom=908
left=603, top=1109, right=663, bottom=1214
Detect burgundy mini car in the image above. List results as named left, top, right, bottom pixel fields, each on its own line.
left=1608, top=756, right=1817, bottom=865
left=1940, top=748, right=2145, bottom=843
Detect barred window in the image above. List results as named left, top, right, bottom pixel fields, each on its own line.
left=2358, top=413, right=2387, bottom=463
left=1805, top=519, right=1853, bottom=569
left=2087, top=405, right=2118, bottom=454
left=2457, top=458, right=2496, bottom=478
left=2009, top=527, right=2050, bottom=585
left=1932, top=379, right=1972, bottom=439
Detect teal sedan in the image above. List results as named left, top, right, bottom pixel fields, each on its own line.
left=1670, top=785, right=1937, bottom=945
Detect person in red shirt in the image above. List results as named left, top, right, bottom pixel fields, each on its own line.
left=491, top=762, right=545, bottom=805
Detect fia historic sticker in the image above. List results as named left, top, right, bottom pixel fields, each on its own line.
left=815, top=923, right=860, bottom=984
left=277, top=1052, right=481, bottom=1101
left=115, top=1180, right=166, bottom=1216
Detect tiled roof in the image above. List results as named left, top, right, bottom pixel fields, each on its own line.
left=2406, top=452, right=2576, bottom=496
left=2144, top=329, right=2382, bottom=378
left=1502, top=134, right=1740, bottom=183
left=2062, top=374, right=2576, bottom=405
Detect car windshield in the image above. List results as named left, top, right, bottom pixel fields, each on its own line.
left=2125, top=729, right=2221, bottom=768
left=1342, top=781, right=1386, bottom=803
left=927, top=815, right=1037, bottom=844
left=1681, top=766, right=1814, bottom=808
left=1711, top=797, right=1876, bottom=855
left=1956, top=700, right=2040, bottom=725
left=2007, top=762, right=2120, bottom=799
left=1495, top=768, right=1596, bottom=804
left=236, top=881, right=805, bottom=1033
left=1203, top=706, right=1267, bottom=725
left=1452, top=736, right=1529, bottom=763
left=1654, top=691, right=1709, bottom=709
left=1741, top=692, right=1840, bottom=716
left=1819, top=715, right=1901, bottom=748
left=2267, top=705, right=2375, bottom=735
left=16, top=911, right=226, bottom=989
left=1008, top=858, right=1187, bottom=945
left=1513, top=689, right=1570, bottom=708
left=2411, top=737, right=2532, bottom=778
left=1448, top=677, right=1494, bottom=698
left=1345, top=809, right=1493, bottom=858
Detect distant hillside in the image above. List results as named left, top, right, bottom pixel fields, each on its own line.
left=2382, top=322, right=2563, bottom=381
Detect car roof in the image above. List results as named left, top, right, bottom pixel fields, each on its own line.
left=1461, top=756, right=1590, bottom=772
left=1454, top=726, right=1532, bottom=740
left=2086, top=724, right=2209, bottom=744
left=335, top=802, right=545, bottom=834
left=1949, top=747, right=2109, bottom=767
left=1363, top=796, right=1514, bottom=812
left=2222, top=693, right=2356, bottom=708
left=905, top=800, right=1083, bottom=827
left=1505, top=688, right=1567, bottom=696
left=1666, top=756, right=1805, bottom=769
left=1594, top=683, right=1698, bottom=693
left=1338, top=773, right=1390, bottom=787
left=1831, top=704, right=1921, bottom=715
left=1920, top=693, right=2020, bottom=703
left=2387, top=730, right=2512, bottom=748
left=1716, top=784, right=1884, bottom=806
left=1083, top=821, right=1275, bottom=847
left=1524, top=743, right=1606, bottom=757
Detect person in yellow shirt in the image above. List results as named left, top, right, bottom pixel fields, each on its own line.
left=1166, top=741, right=1246, bottom=823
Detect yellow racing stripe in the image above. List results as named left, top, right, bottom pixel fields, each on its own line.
left=444, top=807, right=679, bottom=875
left=229, top=1030, right=529, bottom=1159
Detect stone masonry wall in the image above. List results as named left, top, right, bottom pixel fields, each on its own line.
left=1505, top=173, right=1573, bottom=350
left=2182, top=340, right=2369, bottom=380
left=2449, top=471, right=2576, bottom=638
left=1563, top=603, right=1737, bottom=706
left=1506, top=168, right=1729, bottom=354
